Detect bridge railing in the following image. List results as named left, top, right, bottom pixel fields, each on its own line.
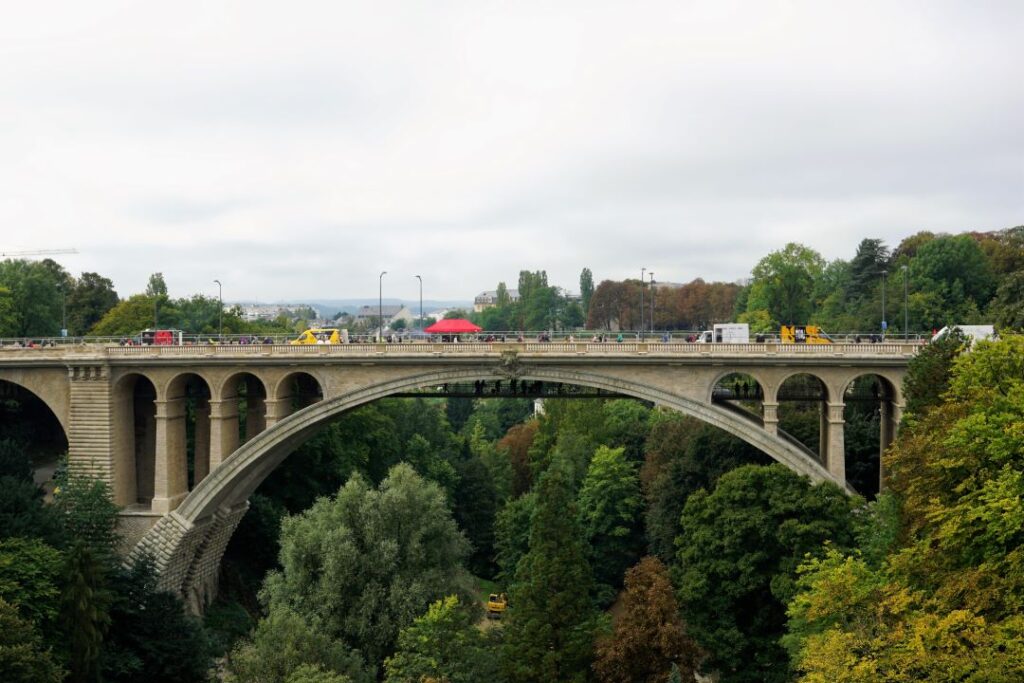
left=0, top=341, right=922, bottom=360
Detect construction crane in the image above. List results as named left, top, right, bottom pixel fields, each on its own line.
left=0, top=248, right=78, bottom=258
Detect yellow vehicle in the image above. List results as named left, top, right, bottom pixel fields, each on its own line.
left=486, top=593, right=508, bottom=619
left=780, top=325, right=833, bottom=344
left=290, top=328, right=348, bottom=345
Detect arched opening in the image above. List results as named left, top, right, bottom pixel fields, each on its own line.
left=843, top=374, right=898, bottom=499
left=0, top=379, right=68, bottom=493
left=226, top=373, right=267, bottom=444
left=711, top=372, right=765, bottom=422
left=165, top=373, right=213, bottom=491
left=776, top=373, right=829, bottom=460
left=113, top=373, right=157, bottom=508
left=273, top=372, right=324, bottom=423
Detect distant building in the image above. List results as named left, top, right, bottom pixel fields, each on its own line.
left=237, top=304, right=319, bottom=322
left=474, top=289, right=520, bottom=312
left=353, top=304, right=416, bottom=328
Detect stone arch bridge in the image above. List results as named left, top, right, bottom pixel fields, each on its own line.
left=0, top=340, right=915, bottom=610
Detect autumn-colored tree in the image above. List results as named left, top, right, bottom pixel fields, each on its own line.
left=593, top=557, right=700, bottom=683
left=497, top=420, right=538, bottom=497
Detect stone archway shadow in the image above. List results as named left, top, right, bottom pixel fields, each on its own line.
left=134, top=364, right=852, bottom=608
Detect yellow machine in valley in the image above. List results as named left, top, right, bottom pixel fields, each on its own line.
left=290, top=328, right=348, bottom=345
left=486, top=593, right=508, bottom=619
left=780, top=325, right=833, bottom=344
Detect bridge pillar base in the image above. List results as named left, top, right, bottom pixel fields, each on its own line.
left=825, top=402, right=846, bottom=485
left=150, top=493, right=189, bottom=515
left=762, top=402, right=779, bottom=435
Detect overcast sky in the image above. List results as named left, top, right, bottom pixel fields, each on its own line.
left=1, top=1, right=1021, bottom=302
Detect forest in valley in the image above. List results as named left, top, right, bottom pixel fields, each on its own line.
left=2, top=225, right=1024, bottom=682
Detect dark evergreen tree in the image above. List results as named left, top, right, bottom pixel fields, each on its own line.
left=453, top=455, right=498, bottom=576
left=847, top=238, right=890, bottom=301
left=446, top=397, right=475, bottom=433
left=61, top=543, right=112, bottom=683
left=503, top=466, right=598, bottom=682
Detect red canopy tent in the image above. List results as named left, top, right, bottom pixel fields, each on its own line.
left=423, top=318, right=482, bottom=334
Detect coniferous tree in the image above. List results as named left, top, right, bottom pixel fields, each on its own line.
left=61, top=543, right=112, bottom=683
left=503, top=465, right=598, bottom=682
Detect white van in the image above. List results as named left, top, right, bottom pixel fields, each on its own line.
left=697, top=323, right=750, bottom=344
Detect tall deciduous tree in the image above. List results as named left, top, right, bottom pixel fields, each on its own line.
left=502, top=466, right=598, bottom=683
left=593, top=557, right=701, bottom=683
left=674, top=464, right=857, bottom=683
left=745, top=242, right=826, bottom=326
left=262, top=464, right=474, bottom=671
left=384, top=596, right=502, bottom=683
left=580, top=268, right=594, bottom=318
left=577, top=446, right=644, bottom=600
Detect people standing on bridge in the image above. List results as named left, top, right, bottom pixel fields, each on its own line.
left=616, top=333, right=623, bottom=343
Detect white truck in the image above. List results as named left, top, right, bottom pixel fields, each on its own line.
left=696, top=323, right=750, bottom=344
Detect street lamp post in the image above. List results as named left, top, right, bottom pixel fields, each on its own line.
left=881, top=270, right=888, bottom=337
left=649, top=272, right=655, bottom=336
left=59, top=286, right=67, bottom=338
left=640, top=267, right=646, bottom=340
left=415, top=275, right=423, bottom=331
left=902, top=265, right=908, bottom=340
left=213, top=279, right=223, bottom=341
left=379, top=271, right=387, bottom=342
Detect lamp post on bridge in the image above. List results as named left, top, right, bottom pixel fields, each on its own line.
left=415, top=275, right=423, bottom=331
left=213, top=279, right=223, bottom=341
left=902, top=264, right=908, bottom=341
left=881, top=270, right=888, bottom=338
left=649, top=272, right=655, bottom=336
left=640, top=267, right=646, bottom=340
left=379, top=271, right=387, bottom=342
left=59, top=285, right=67, bottom=338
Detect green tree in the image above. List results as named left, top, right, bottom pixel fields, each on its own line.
left=66, top=272, right=119, bottom=336
left=102, top=558, right=213, bottom=683
left=262, top=464, right=474, bottom=671
left=580, top=267, right=595, bottom=318
left=53, top=475, right=121, bottom=562
left=285, top=664, right=354, bottom=683
left=384, top=596, right=503, bottom=683
left=145, top=273, right=168, bottom=298
left=228, top=607, right=368, bottom=683
left=989, top=270, right=1024, bottom=330
left=89, top=294, right=168, bottom=336
left=577, top=446, right=644, bottom=601
left=674, top=464, right=858, bottom=683
left=453, top=455, right=498, bottom=577
left=745, top=243, right=826, bottom=326
left=846, top=238, right=890, bottom=302
left=900, top=326, right=966, bottom=417
left=0, top=476, right=64, bottom=546
left=0, top=258, right=63, bottom=336
left=0, top=286, right=17, bottom=336
left=0, top=537, right=63, bottom=637
left=493, top=492, right=536, bottom=585
left=503, top=466, right=598, bottom=683
left=908, top=234, right=996, bottom=321
left=61, top=543, right=112, bottom=683
left=0, top=598, right=64, bottom=683
left=593, top=557, right=701, bottom=683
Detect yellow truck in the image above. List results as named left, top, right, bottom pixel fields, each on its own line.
left=780, top=325, right=833, bottom=344
left=486, top=593, right=508, bottom=619
left=290, top=328, right=348, bottom=345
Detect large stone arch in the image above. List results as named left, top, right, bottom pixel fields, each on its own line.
left=0, top=368, right=70, bottom=434
left=134, top=363, right=853, bottom=608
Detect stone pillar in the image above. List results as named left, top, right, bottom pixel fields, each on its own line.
left=762, top=402, right=779, bottom=435
left=152, top=398, right=188, bottom=514
left=819, top=402, right=829, bottom=462
left=193, top=399, right=211, bottom=486
left=879, top=402, right=904, bottom=492
left=208, top=399, right=239, bottom=470
left=825, top=401, right=846, bottom=484
left=263, top=398, right=292, bottom=427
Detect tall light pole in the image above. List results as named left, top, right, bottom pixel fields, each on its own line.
left=902, top=265, right=908, bottom=340
left=59, top=285, right=67, bottom=338
left=640, top=267, right=646, bottom=339
left=379, top=271, right=387, bottom=342
left=649, top=272, right=655, bottom=335
left=881, top=270, right=888, bottom=337
left=415, top=275, right=423, bottom=331
left=213, top=279, right=223, bottom=341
